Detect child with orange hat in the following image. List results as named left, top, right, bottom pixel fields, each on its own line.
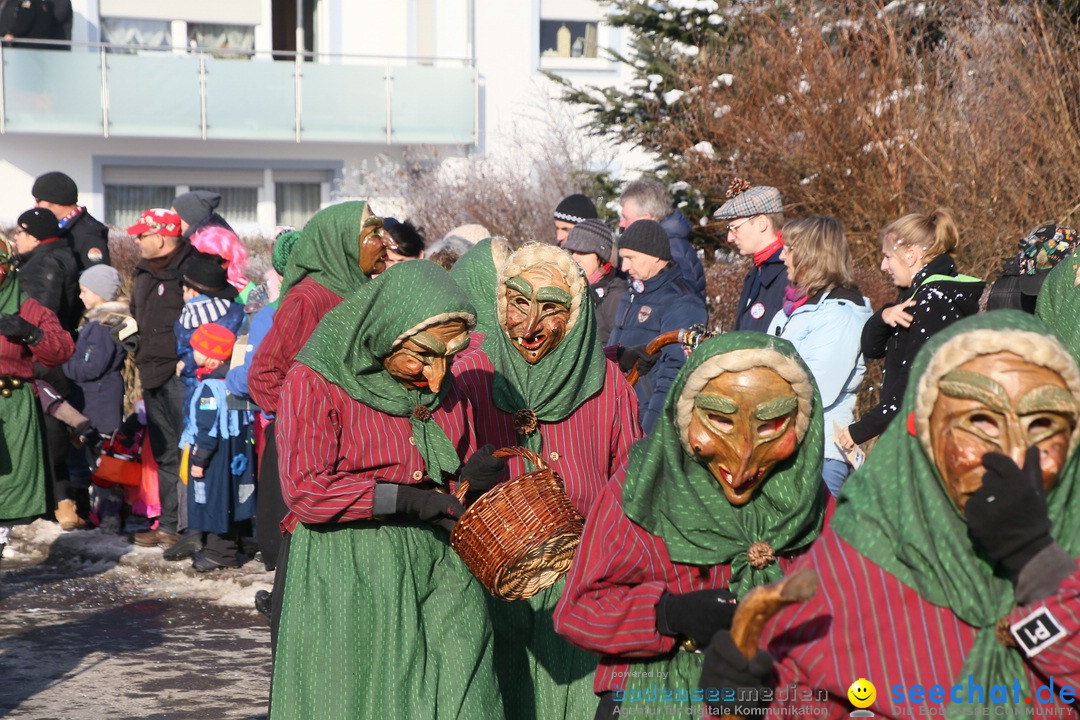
left=180, top=322, right=256, bottom=572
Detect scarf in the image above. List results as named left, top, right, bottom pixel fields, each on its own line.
left=279, top=200, right=375, bottom=299
left=752, top=235, right=784, bottom=267
left=782, top=285, right=810, bottom=316
left=482, top=244, right=607, bottom=456
left=295, top=261, right=477, bottom=484
left=621, top=332, right=826, bottom=597
left=178, top=377, right=246, bottom=449
left=1037, top=248, right=1080, bottom=364
left=449, top=236, right=504, bottom=337
left=833, top=311, right=1080, bottom=718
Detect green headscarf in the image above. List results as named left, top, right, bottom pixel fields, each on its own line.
left=482, top=243, right=606, bottom=456
left=0, top=238, right=21, bottom=315
left=294, top=261, right=477, bottom=484
left=621, top=332, right=826, bottom=598
left=833, top=310, right=1080, bottom=718
left=279, top=200, right=376, bottom=299
left=448, top=236, right=506, bottom=337
left=1036, top=248, right=1080, bottom=363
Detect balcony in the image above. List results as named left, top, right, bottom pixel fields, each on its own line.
left=0, top=42, right=477, bottom=145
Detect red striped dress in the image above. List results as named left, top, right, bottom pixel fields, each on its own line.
left=762, top=529, right=1079, bottom=717
left=249, top=277, right=342, bottom=415
left=276, top=362, right=476, bottom=533
left=451, top=335, right=642, bottom=517
left=553, top=477, right=811, bottom=694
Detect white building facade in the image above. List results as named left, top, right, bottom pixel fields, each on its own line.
left=0, top=0, right=632, bottom=230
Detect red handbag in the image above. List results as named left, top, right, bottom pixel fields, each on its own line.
left=92, top=436, right=142, bottom=487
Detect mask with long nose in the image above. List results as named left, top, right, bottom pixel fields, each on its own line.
left=929, top=352, right=1079, bottom=511
left=686, top=367, right=801, bottom=506
left=358, top=217, right=391, bottom=276
left=0, top=237, right=12, bottom=291
left=503, top=265, right=572, bottom=364
left=382, top=319, right=470, bottom=394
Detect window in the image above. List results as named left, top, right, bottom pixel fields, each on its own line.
left=187, top=23, right=255, bottom=59
left=539, top=20, right=599, bottom=59
left=276, top=183, right=321, bottom=229
left=100, top=18, right=171, bottom=54
left=190, top=186, right=259, bottom=224
left=104, top=185, right=175, bottom=228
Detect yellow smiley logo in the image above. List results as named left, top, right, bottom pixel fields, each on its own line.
left=847, top=678, right=876, bottom=709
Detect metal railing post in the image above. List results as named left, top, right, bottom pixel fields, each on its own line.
left=385, top=64, right=393, bottom=144
left=199, top=53, right=208, bottom=140
left=0, top=43, right=6, bottom=135
left=100, top=46, right=109, bottom=138
left=294, top=50, right=302, bottom=143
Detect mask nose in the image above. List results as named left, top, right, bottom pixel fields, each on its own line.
left=422, top=356, right=447, bottom=394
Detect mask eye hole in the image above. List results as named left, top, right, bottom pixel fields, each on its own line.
left=708, top=414, right=734, bottom=433
left=757, top=417, right=787, bottom=437
left=970, top=413, right=1000, bottom=438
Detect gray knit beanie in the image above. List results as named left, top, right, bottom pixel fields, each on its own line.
left=80, top=264, right=122, bottom=302
left=173, top=190, right=222, bottom=225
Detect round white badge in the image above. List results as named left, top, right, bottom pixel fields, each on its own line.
left=750, top=302, right=765, bottom=319
left=157, top=283, right=165, bottom=296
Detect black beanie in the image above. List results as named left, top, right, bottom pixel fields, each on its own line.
left=31, top=171, right=78, bottom=205
left=554, top=194, right=598, bottom=224
left=619, top=219, right=671, bottom=260
left=173, top=190, right=222, bottom=225
left=17, top=207, right=61, bottom=241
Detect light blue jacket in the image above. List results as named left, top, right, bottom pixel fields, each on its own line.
left=767, top=288, right=872, bottom=463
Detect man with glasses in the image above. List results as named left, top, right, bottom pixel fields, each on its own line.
left=127, top=209, right=217, bottom=553
left=713, top=182, right=787, bottom=332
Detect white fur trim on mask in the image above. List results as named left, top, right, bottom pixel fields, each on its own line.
left=495, top=242, right=586, bottom=334
left=390, top=311, right=477, bottom=352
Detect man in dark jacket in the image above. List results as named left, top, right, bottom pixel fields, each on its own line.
left=608, top=219, right=708, bottom=433
left=0, top=0, right=58, bottom=48
left=562, top=218, right=626, bottom=342
left=713, top=183, right=787, bottom=333
left=619, top=178, right=707, bottom=301
left=32, top=171, right=111, bottom=272
left=13, top=206, right=84, bottom=527
left=173, top=190, right=235, bottom=241
left=127, top=208, right=216, bottom=550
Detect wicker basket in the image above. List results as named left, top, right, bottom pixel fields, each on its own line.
left=451, top=447, right=584, bottom=601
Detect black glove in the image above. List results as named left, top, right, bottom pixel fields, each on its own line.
left=656, top=588, right=738, bottom=648
left=0, top=313, right=43, bottom=345
left=965, top=446, right=1054, bottom=579
left=615, top=344, right=659, bottom=376
left=460, top=444, right=506, bottom=501
left=386, top=483, right=465, bottom=533
left=699, top=631, right=775, bottom=714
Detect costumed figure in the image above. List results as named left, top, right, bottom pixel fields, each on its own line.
left=701, top=311, right=1080, bottom=718
left=553, top=332, right=826, bottom=719
left=448, top=235, right=508, bottom=339
left=269, top=261, right=503, bottom=720
left=0, top=236, right=74, bottom=550
left=1036, top=242, right=1080, bottom=363
left=451, top=242, right=642, bottom=720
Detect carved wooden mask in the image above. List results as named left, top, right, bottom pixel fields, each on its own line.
left=502, top=265, right=572, bottom=364
left=383, top=320, right=471, bottom=393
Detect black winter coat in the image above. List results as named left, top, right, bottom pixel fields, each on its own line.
left=733, top=247, right=788, bottom=333
left=848, top=253, right=983, bottom=444
left=16, top=238, right=80, bottom=334
left=62, top=208, right=111, bottom=271
left=130, top=241, right=216, bottom=390
left=62, top=301, right=129, bottom=434
left=591, top=269, right=627, bottom=344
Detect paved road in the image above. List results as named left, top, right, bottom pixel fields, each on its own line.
left=0, top=525, right=273, bottom=720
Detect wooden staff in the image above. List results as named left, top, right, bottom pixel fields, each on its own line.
left=626, top=327, right=712, bottom=386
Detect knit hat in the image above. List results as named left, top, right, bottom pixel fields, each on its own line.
left=79, top=265, right=122, bottom=302
left=272, top=230, right=302, bottom=276
left=1017, top=224, right=1080, bottom=296
left=17, top=207, right=60, bottom=241
left=618, top=219, right=671, bottom=260
left=127, top=208, right=182, bottom=237
left=562, top=218, right=613, bottom=260
left=190, top=322, right=235, bottom=361
left=182, top=255, right=239, bottom=300
left=713, top=178, right=784, bottom=220
left=554, top=194, right=598, bottom=224
left=31, top=171, right=78, bottom=205
left=173, top=190, right=222, bottom=225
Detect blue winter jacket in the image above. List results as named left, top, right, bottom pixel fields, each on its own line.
left=62, top=303, right=128, bottom=434
left=733, top=248, right=788, bottom=332
left=766, top=287, right=872, bottom=463
left=660, top=210, right=707, bottom=301
left=608, top=264, right=708, bottom=433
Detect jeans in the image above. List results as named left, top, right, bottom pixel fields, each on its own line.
left=143, top=375, right=185, bottom=533
left=822, top=458, right=851, bottom=498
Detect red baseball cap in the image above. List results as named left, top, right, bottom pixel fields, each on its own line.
left=127, top=208, right=182, bottom=237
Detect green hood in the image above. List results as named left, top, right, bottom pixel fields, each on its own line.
left=1036, top=248, right=1080, bottom=363
left=280, top=200, right=376, bottom=299
left=448, top=236, right=506, bottom=337
left=833, top=310, right=1080, bottom=717
left=295, top=261, right=476, bottom=483
left=481, top=243, right=607, bottom=456
left=621, top=332, right=825, bottom=598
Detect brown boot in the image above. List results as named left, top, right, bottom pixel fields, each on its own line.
left=55, top=499, right=88, bottom=531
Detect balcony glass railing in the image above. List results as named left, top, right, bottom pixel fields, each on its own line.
left=0, top=41, right=477, bottom=145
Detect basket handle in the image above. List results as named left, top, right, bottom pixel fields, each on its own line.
left=453, top=446, right=547, bottom=503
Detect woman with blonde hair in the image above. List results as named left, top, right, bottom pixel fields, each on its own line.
left=768, top=216, right=872, bottom=495
left=838, top=208, right=983, bottom=452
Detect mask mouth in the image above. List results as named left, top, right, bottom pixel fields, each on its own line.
left=516, top=333, right=546, bottom=353
left=716, top=465, right=766, bottom=502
